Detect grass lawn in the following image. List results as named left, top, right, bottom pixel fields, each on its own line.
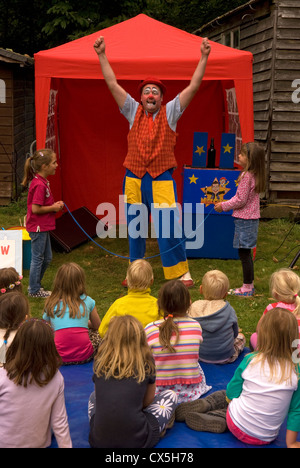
left=1, top=194, right=299, bottom=345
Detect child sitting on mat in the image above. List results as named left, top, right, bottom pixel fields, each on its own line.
left=174, top=308, right=300, bottom=441
left=99, top=259, right=160, bottom=337
left=0, top=292, right=29, bottom=365
left=250, top=268, right=300, bottom=350
left=226, top=308, right=300, bottom=445
left=145, top=280, right=211, bottom=404
left=43, top=262, right=101, bottom=365
left=0, top=318, right=72, bottom=448
left=88, top=315, right=178, bottom=448
left=188, top=270, right=245, bottom=363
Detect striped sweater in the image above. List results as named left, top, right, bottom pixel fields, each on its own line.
left=144, top=317, right=203, bottom=385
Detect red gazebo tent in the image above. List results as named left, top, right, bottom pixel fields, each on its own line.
left=34, top=14, right=253, bottom=214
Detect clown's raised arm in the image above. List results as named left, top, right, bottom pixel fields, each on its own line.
left=94, top=35, right=210, bottom=112
left=94, top=36, right=127, bottom=109
left=179, top=37, right=211, bottom=111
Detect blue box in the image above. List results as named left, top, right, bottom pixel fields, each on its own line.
left=23, top=239, right=31, bottom=270
left=182, top=167, right=240, bottom=259
left=219, top=133, right=236, bottom=169
left=192, top=132, right=208, bottom=167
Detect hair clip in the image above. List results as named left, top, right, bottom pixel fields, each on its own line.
left=167, top=314, right=173, bottom=319
left=39, top=151, right=44, bottom=157
left=295, top=293, right=299, bottom=298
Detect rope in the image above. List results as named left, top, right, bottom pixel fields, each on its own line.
left=63, top=202, right=215, bottom=261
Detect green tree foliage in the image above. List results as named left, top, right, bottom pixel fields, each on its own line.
left=0, top=0, right=50, bottom=54
left=0, top=0, right=246, bottom=55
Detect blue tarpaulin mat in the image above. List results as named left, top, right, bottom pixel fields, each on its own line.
left=50, top=348, right=298, bottom=448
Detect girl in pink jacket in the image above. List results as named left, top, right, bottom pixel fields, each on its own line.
left=215, top=142, right=266, bottom=297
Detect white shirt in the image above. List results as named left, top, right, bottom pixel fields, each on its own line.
left=228, top=359, right=298, bottom=442
left=120, top=93, right=184, bottom=130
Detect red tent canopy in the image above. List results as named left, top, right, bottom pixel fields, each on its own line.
left=34, top=14, right=253, bottom=216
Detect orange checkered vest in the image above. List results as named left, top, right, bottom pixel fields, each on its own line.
left=123, top=104, right=178, bottom=178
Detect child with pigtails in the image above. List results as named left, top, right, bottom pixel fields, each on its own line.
left=145, top=280, right=211, bottom=404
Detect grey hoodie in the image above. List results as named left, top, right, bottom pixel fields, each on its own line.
left=188, top=300, right=239, bottom=362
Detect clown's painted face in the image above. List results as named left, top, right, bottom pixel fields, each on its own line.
left=141, top=84, right=163, bottom=113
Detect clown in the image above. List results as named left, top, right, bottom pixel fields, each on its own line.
left=94, top=36, right=211, bottom=287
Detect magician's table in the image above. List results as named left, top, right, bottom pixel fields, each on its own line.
left=182, top=167, right=240, bottom=259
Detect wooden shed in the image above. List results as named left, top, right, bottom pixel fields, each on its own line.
left=194, top=0, right=300, bottom=205
left=0, top=49, right=35, bottom=206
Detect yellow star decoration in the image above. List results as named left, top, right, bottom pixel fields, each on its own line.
left=195, top=146, right=205, bottom=156
left=189, top=174, right=198, bottom=184
left=223, top=143, right=233, bottom=153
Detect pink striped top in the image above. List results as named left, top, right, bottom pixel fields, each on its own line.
left=221, top=171, right=260, bottom=219
left=144, top=317, right=203, bottom=385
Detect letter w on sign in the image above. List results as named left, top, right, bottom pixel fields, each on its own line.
left=0, top=238, right=16, bottom=268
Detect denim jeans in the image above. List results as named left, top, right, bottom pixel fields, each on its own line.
left=28, top=231, right=52, bottom=294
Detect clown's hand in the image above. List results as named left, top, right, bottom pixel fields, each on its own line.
left=94, top=36, right=106, bottom=55
left=201, top=37, right=211, bottom=57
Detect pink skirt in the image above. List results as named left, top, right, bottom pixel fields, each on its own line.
left=55, top=327, right=94, bottom=363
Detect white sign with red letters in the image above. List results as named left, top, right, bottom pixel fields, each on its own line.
left=0, top=231, right=22, bottom=275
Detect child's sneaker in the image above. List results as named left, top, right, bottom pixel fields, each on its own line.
left=41, top=287, right=52, bottom=295
left=28, top=288, right=52, bottom=298
left=228, top=286, right=254, bottom=297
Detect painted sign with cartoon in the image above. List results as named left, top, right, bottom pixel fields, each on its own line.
left=182, top=168, right=240, bottom=214
left=201, top=176, right=236, bottom=206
